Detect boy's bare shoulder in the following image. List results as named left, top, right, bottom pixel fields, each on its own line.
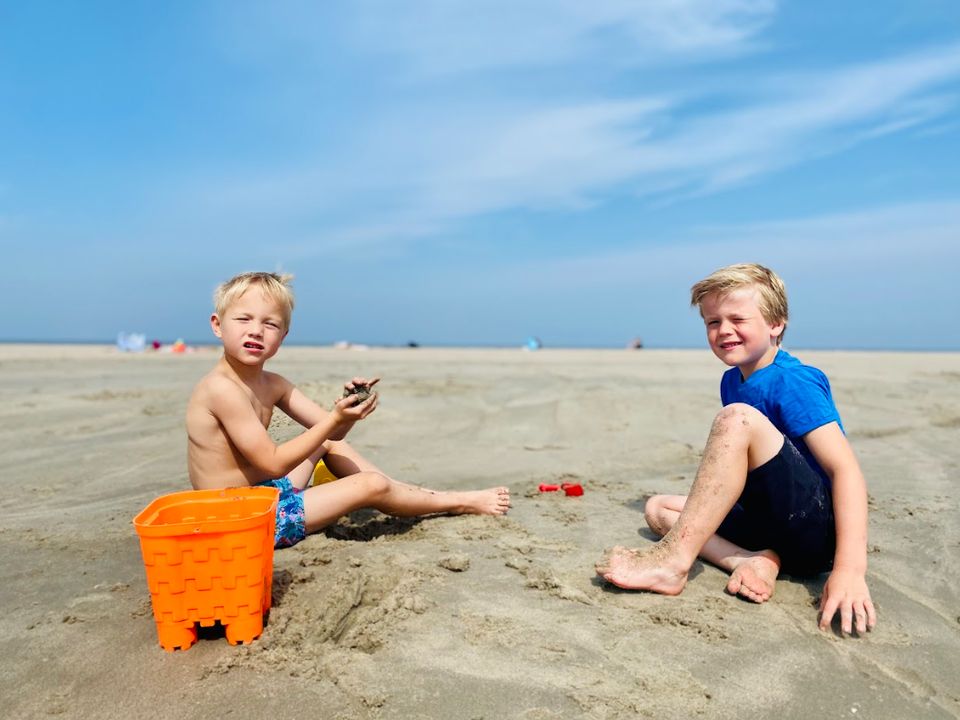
left=187, top=370, right=258, bottom=424
left=188, top=368, right=293, bottom=418
left=261, top=369, right=292, bottom=388
left=261, top=369, right=296, bottom=400
left=190, top=368, right=246, bottom=404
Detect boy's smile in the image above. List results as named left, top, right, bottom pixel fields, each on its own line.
left=701, top=288, right=783, bottom=379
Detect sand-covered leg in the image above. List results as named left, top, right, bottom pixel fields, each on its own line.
left=597, top=404, right=782, bottom=595
left=646, top=495, right=782, bottom=601
left=362, top=478, right=510, bottom=517
left=303, top=472, right=510, bottom=531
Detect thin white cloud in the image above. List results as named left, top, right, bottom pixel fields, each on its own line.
left=569, top=44, right=960, bottom=202
left=495, top=199, right=960, bottom=290
left=345, top=198, right=959, bottom=348
left=296, top=43, right=960, bottom=251
left=417, top=99, right=670, bottom=217
left=195, top=2, right=777, bottom=229
left=346, top=0, right=777, bottom=75
left=195, top=5, right=960, bottom=256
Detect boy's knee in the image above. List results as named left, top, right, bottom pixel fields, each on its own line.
left=644, top=495, right=668, bottom=535
left=712, top=403, right=783, bottom=468
left=360, top=472, right=391, bottom=497
left=712, top=403, right=764, bottom=438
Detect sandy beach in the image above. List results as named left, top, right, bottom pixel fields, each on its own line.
left=1, top=344, right=958, bottom=720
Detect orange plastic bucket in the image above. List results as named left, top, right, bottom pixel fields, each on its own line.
left=133, top=487, right=278, bottom=651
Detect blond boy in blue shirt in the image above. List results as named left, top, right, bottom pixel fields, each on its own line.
left=596, top=264, right=876, bottom=635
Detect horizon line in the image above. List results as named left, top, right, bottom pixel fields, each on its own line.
left=1, top=338, right=958, bottom=353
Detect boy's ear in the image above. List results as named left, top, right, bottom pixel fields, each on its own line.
left=770, top=321, right=785, bottom=340
left=210, top=313, right=223, bottom=338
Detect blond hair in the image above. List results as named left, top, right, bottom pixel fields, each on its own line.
left=213, top=272, right=295, bottom=330
left=690, top=263, right=788, bottom=344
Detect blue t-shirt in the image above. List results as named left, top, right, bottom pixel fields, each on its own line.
left=720, top=349, right=843, bottom=485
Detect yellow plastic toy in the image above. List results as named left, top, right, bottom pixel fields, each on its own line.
left=312, top=459, right=338, bottom=485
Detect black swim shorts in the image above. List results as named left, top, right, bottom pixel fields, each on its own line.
left=716, top=436, right=836, bottom=576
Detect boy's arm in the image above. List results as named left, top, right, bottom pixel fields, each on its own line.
left=278, top=376, right=379, bottom=441
left=209, top=376, right=374, bottom=479
left=803, top=422, right=878, bottom=635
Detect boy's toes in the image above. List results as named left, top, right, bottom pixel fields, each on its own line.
left=595, top=548, right=619, bottom=576
left=726, top=574, right=742, bottom=596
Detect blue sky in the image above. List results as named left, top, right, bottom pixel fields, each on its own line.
left=2, top=1, right=959, bottom=349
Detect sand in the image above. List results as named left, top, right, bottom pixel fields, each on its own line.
left=1, top=344, right=958, bottom=719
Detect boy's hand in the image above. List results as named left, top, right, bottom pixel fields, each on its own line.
left=344, top=376, right=380, bottom=394
left=331, top=376, right=380, bottom=423
left=819, top=567, right=877, bottom=635
left=331, top=390, right=378, bottom=424
left=335, top=377, right=380, bottom=407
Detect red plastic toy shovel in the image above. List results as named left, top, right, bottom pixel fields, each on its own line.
left=538, top=482, right=584, bottom=496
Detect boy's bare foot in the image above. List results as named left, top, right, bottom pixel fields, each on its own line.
left=726, top=550, right=780, bottom=603
left=456, top=487, right=511, bottom=516
left=595, top=545, right=689, bottom=595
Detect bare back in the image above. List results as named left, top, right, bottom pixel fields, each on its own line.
left=186, top=363, right=290, bottom=489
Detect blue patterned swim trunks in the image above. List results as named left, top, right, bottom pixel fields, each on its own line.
left=256, top=477, right=306, bottom=548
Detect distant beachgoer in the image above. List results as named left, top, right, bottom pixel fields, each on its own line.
left=116, top=332, right=146, bottom=352
left=186, top=271, right=510, bottom=548
left=596, top=263, right=876, bottom=636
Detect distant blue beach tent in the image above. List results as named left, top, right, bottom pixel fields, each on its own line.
left=116, top=332, right=146, bottom=352
left=524, top=336, right=542, bottom=351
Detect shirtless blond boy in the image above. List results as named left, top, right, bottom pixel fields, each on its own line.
left=187, top=271, right=510, bottom=548
left=596, top=264, right=877, bottom=636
